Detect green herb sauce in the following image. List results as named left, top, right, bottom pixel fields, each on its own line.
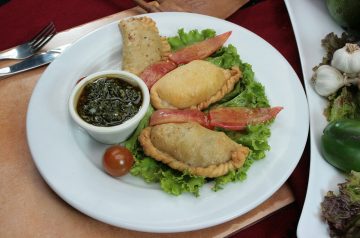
left=77, top=77, right=142, bottom=127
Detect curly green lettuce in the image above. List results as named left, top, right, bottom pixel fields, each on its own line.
left=167, top=28, right=216, bottom=51
left=124, top=29, right=273, bottom=196
left=207, top=44, right=242, bottom=69
left=325, top=86, right=360, bottom=122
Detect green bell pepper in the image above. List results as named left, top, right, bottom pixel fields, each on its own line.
left=321, top=119, right=360, bottom=172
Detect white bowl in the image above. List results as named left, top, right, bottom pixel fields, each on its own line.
left=68, top=70, right=150, bottom=144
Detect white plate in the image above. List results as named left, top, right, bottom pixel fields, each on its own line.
left=26, top=12, right=308, bottom=233
left=284, top=1, right=346, bottom=237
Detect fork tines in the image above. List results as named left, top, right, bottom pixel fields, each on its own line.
left=29, top=22, right=57, bottom=53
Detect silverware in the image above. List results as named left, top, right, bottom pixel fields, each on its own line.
left=0, top=22, right=57, bottom=60
left=0, top=44, right=70, bottom=78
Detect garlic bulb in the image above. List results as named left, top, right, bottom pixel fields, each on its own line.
left=331, top=43, right=360, bottom=74
left=312, top=65, right=345, bottom=96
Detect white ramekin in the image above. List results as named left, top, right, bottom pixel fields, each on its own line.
left=68, top=70, right=150, bottom=144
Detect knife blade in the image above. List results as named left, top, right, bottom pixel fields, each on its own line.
left=0, top=44, right=71, bottom=78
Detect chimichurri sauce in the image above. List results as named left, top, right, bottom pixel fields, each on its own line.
left=77, top=77, right=142, bottom=127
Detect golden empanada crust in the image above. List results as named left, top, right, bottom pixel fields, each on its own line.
left=138, top=123, right=249, bottom=178
left=150, top=60, right=241, bottom=110
left=119, top=17, right=171, bottom=75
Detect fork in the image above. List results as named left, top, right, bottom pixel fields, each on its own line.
left=0, top=22, right=56, bottom=60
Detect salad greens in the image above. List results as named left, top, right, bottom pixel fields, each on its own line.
left=167, top=28, right=216, bottom=51
left=318, top=32, right=360, bottom=122
left=321, top=171, right=360, bottom=237
left=124, top=28, right=273, bottom=196
left=325, top=87, right=360, bottom=121
left=207, top=44, right=242, bottom=70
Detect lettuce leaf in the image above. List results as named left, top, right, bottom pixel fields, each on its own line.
left=126, top=28, right=273, bottom=196
left=226, top=124, right=271, bottom=155
left=130, top=155, right=206, bottom=196
left=160, top=170, right=206, bottom=197
left=130, top=157, right=162, bottom=183
left=207, top=44, right=242, bottom=69
left=325, top=86, right=360, bottom=122
left=321, top=171, right=360, bottom=237
left=167, top=28, right=216, bottom=51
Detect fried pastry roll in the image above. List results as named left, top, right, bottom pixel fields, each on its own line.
left=139, top=122, right=249, bottom=178
left=119, top=17, right=171, bottom=75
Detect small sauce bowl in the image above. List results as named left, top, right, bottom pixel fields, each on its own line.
left=69, top=70, right=150, bottom=144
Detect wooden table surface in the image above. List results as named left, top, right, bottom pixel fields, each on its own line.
left=0, top=6, right=295, bottom=237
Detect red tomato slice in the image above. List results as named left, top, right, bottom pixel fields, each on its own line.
left=140, top=60, right=177, bottom=89
left=208, top=107, right=283, bottom=130
left=149, top=109, right=210, bottom=128
left=168, top=31, right=232, bottom=65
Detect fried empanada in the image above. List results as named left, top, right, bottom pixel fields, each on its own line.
left=150, top=60, right=241, bottom=110
left=139, top=122, right=249, bottom=178
left=119, top=17, right=171, bottom=75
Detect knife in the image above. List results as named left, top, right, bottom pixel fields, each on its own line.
left=0, top=44, right=71, bottom=78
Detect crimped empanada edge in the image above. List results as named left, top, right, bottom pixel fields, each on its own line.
left=138, top=126, right=249, bottom=178
left=150, top=66, right=242, bottom=110
left=195, top=66, right=242, bottom=110
left=160, top=36, right=171, bottom=59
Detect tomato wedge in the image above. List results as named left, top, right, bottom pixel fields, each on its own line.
left=140, top=60, right=177, bottom=89
left=149, top=109, right=210, bottom=128
left=208, top=107, right=283, bottom=130
left=168, top=31, right=232, bottom=65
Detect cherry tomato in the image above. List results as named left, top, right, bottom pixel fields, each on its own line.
left=103, top=145, right=134, bottom=177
